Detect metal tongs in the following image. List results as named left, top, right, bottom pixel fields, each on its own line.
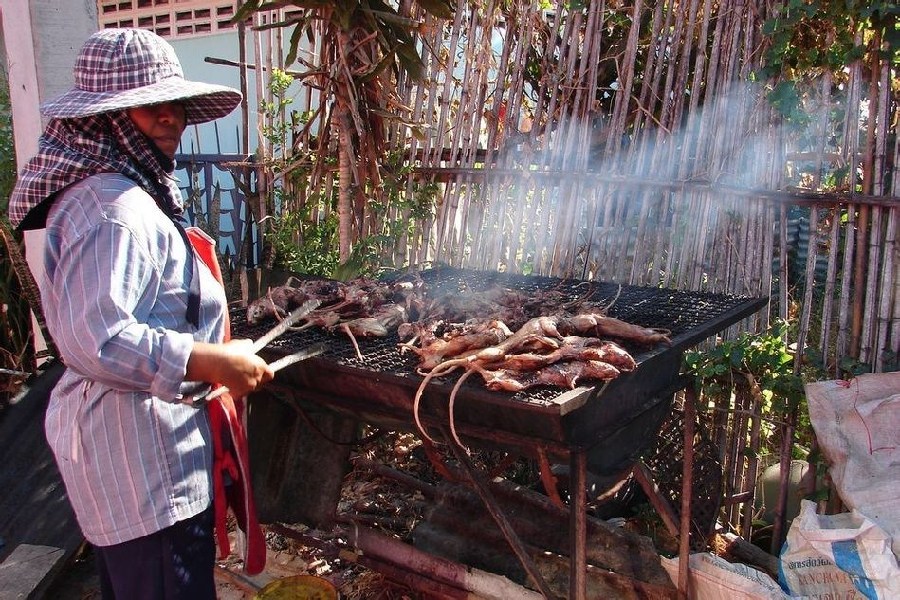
left=187, top=299, right=324, bottom=403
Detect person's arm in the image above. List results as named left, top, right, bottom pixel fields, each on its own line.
left=48, top=209, right=271, bottom=400
left=187, top=339, right=273, bottom=399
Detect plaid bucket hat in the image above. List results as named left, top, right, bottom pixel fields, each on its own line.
left=40, top=28, right=241, bottom=125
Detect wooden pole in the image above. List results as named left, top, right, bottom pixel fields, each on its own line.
left=851, top=33, right=881, bottom=356
left=252, top=12, right=268, bottom=252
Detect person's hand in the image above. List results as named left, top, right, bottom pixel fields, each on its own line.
left=187, top=340, right=275, bottom=398
left=216, top=339, right=275, bottom=398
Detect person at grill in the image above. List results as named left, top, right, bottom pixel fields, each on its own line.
left=7, top=28, right=273, bottom=599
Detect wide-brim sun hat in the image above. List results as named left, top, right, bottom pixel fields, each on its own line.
left=40, top=28, right=241, bottom=125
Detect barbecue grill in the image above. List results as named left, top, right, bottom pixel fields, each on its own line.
left=232, top=266, right=768, bottom=598
left=233, top=266, right=766, bottom=465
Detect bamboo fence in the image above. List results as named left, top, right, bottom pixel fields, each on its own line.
left=231, top=0, right=897, bottom=546
left=439, top=3, right=878, bottom=358
left=254, top=0, right=898, bottom=377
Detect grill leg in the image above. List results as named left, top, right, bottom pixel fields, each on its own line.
left=678, top=389, right=697, bottom=599
left=569, top=449, right=587, bottom=600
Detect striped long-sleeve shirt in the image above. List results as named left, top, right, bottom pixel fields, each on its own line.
left=42, top=173, right=224, bottom=546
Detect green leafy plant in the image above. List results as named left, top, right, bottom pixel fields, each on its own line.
left=759, top=0, right=898, bottom=205
left=257, top=76, right=442, bottom=280
left=236, top=0, right=455, bottom=265
left=260, top=68, right=295, bottom=163
left=262, top=189, right=342, bottom=278
left=760, top=1, right=896, bottom=80
left=684, top=321, right=809, bottom=449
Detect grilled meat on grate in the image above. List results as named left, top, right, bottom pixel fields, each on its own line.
left=243, top=273, right=670, bottom=434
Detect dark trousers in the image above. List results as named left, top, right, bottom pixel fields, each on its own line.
left=93, top=506, right=216, bottom=600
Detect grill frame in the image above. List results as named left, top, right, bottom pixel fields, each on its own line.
left=235, top=267, right=768, bottom=461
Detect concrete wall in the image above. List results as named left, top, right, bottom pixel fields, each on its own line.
left=2, top=0, right=98, bottom=155
left=171, top=30, right=311, bottom=156
left=172, top=31, right=256, bottom=155
left=30, top=1, right=97, bottom=101
left=1, top=0, right=97, bottom=354
left=2, top=3, right=310, bottom=270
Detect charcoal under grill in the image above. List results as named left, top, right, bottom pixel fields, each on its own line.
left=232, top=266, right=768, bottom=472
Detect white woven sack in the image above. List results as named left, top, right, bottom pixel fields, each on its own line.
left=661, top=552, right=790, bottom=600
left=780, top=500, right=900, bottom=599
left=805, top=373, right=900, bottom=557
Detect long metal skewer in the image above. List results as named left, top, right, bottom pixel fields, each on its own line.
left=199, top=342, right=326, bottom=402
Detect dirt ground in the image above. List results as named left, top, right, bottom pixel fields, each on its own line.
left=45, top=529, right=418, bottom=599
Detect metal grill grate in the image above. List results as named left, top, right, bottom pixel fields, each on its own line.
left=413, top=267, right=754, bottom=336
left=230, top=267, right=766, bottom=408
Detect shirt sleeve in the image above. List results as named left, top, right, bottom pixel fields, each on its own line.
left=49, top=217, right=195, bottom=400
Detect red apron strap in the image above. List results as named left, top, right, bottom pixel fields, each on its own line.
left=184, top=226, right=266, bottom=575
